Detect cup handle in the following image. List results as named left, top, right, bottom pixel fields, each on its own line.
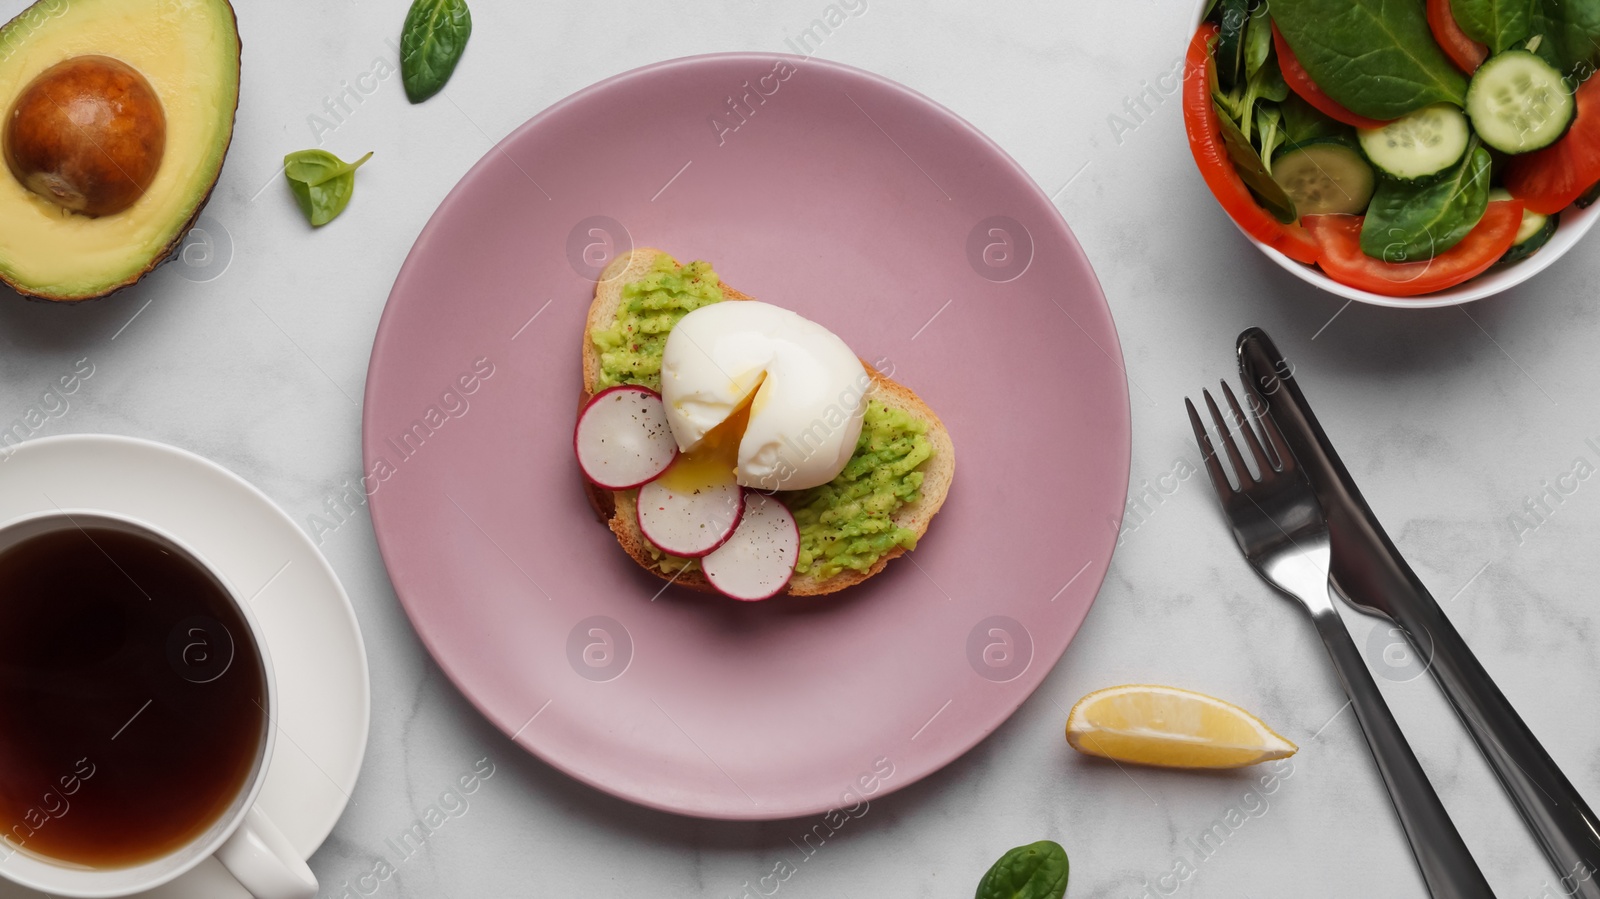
left=215, top=806, right=318, bottom=899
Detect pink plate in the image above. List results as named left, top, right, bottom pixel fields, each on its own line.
left=364, top=53, right=1130, bottom=820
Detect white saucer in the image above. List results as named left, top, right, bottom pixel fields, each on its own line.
left=0, top=434, right=370, bottom=899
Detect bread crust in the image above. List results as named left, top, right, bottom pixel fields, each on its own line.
left=580, top=248, right=954, bottom=597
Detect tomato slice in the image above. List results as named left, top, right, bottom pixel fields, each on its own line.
left=1272, top=25, right=1391, bottom=130
left=1426, top=0, right=1487, bottom=73
left=1304, top=200, right=1524, bottom=296
left=1184, top=24, right=1321, bottom=265
left=1505, top=74, right=1600, bottom=215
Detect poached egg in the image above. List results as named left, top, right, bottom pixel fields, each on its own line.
left=660, top=301, right=868, bottom=492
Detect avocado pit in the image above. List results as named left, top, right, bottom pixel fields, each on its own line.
left=3, top=55, right=166, bottom=217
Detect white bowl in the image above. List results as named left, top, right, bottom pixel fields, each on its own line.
left=1188, top=0, right=1598, bottom=308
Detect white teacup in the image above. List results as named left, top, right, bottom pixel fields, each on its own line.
left=0, top=510, right=317, bottom=899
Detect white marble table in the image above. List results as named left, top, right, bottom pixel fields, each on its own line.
left=2, top=0, right=1597, bottom=896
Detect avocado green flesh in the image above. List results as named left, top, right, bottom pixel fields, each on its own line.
left=591, top=254, right=724, bottom=391
left=0, top=0, right=241, bottom=301
left=786, top=402, right=929, bottom=578
left=591, top=253, right=932, bottom=581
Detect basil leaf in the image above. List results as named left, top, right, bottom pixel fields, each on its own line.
left=284, top=149, right=373, bottom=227
left=1360, top=144, right=1490, bottom=261
left=400, top=0, right=472, bottom=104
left=1271, top=0, right=1469, bottom=118
left=1216, top=101, right=1299, bottom=222
left=1451, top=0, right=1533, bottom=54
left=284, top=150, right=358, bottom=187
left=975, top=841, right=1069, bottom=899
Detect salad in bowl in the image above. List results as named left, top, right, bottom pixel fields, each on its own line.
left=1184, top=0, right=1600, bottom=303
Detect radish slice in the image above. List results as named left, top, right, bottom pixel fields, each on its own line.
left=636, top=468, right=744, bottom=557
left=574, top=386, right=678, bottom=490
left=702, top=493, right=799, bottom=601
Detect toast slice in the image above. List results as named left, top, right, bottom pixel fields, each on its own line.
left=581, top=248, right=954, bottom=597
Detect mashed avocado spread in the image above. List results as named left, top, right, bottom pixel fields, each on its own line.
left=591, top=255, right=723, bottom=392
left=591, top=253, right=931, bottom=581
left=786, top=403, right=930, bottom=578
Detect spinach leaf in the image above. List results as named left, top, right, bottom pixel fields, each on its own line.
left=1242, top=58, right=1289, bottom=140
left=1451, top=0, right=1533, bottom=54
left=1217, top=52, right=1290, bottom=140
left=284, top=149, right=373, bottom=227
left=400, top=0, right=472, bottom=104
left=1255, top=56, right=1291, bottom=102
left=1279, top=93, right=1355, bottom=145
left=1360, top=144, right=1490, bottom=261
left=975, top=841, right=1070, bottom=899
left=1211, top=37, right=1248, bottom=123
left=1216, top=102, right=1300, bottom=221
left=1245, top=4, right=1275, bottom=77
left=1530, top=0, right=1600, bottom=75
left=1271, top=0, right=1469, bottom=118
left=1256, top=103, right=1287, bottom=169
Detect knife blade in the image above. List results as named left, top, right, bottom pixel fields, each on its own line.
left=1239, top=326, right=1600, bottom=899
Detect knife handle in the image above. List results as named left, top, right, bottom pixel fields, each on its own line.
left=1363, top=585, right=1600, bottom=899
left=1312, top=607, right=1498, bottom=899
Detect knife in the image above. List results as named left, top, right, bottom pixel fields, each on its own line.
left=1239, top=327, right=1600, bottom=899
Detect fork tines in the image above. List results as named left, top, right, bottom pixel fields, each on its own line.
left=1184, top=380, right=1293, bottom=496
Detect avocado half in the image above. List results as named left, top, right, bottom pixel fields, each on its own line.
left=0, top=0, right=240, bottom=301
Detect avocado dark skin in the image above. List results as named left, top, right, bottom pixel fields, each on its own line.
left=3, top=55, right=167, bottom=218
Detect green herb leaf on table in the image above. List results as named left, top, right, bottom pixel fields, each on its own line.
left=284, top=149, right=373, bottom=227
left=400, top=0, right=472, bottom=104
left=1270, top=0, right=1470, bottom=119
left=1360, top=143, right=1491, bottom=262
left=975, top=841, right=1070, bottom=899
left=1450, top=0, right=1533, bottom=54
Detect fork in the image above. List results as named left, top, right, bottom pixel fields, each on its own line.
left=1186, top=381, right=1496, bottom=898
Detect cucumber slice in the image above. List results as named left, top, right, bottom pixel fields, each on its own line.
left=1498, top=213, right=1557, bottom=263
left=1490, top=187, right=1555, bottom=262
left=1357, top=104, right=1471, bottom=181
left=1272, top=140, right=1376, bottom=214
left=1466, top=51, right=1574, bottom=154
left=1577, top=180, right=1600, bottom=208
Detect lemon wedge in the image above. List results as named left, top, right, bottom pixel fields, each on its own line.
left=1065, top=684, right=1298, bottom=769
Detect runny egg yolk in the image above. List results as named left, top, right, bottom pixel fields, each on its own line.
left=657, top=391, right=755, bottom=493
